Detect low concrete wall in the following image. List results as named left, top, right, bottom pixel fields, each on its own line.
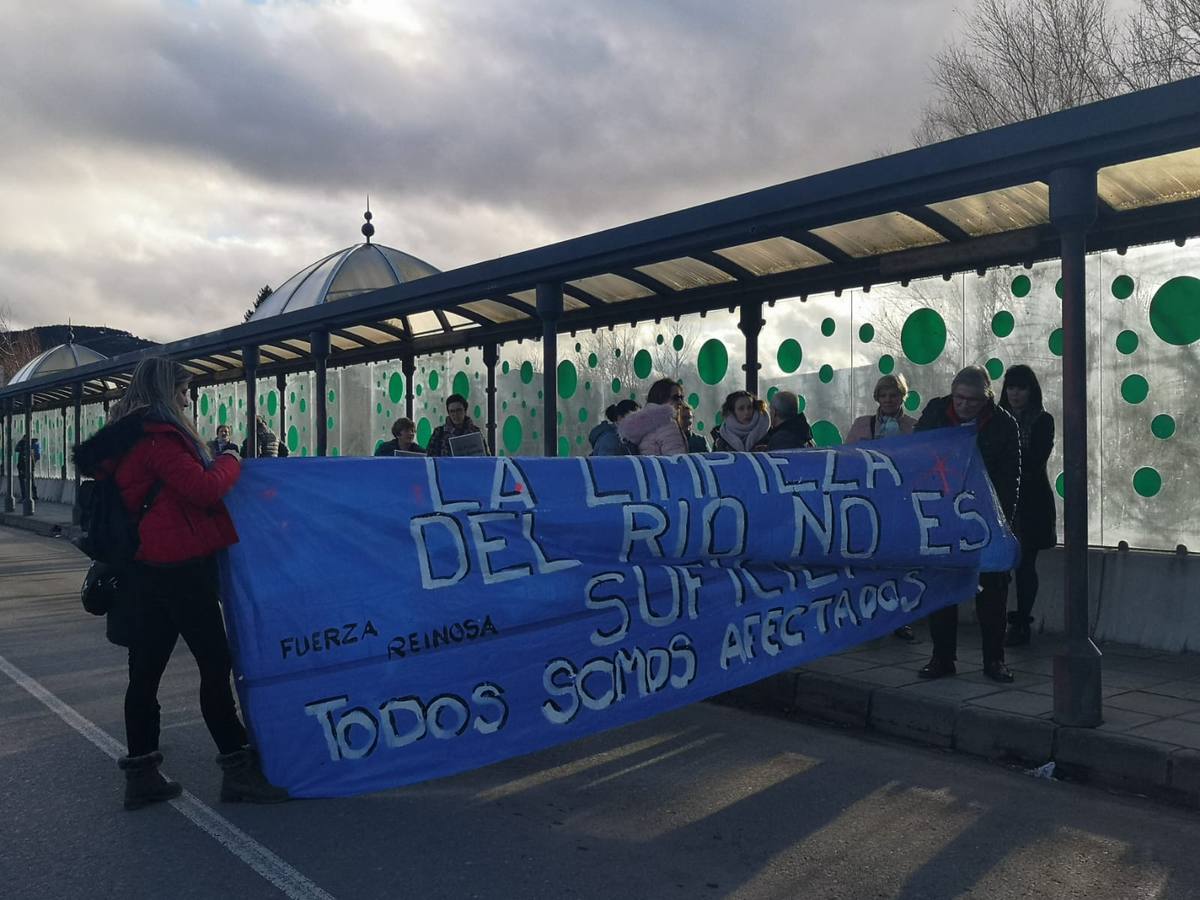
left=954, top=545, right=1199, bottom=653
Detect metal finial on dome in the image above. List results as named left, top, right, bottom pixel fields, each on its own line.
left=361, top=196, right=374, bottom=244
left=68, top=318, right=75, bottom=344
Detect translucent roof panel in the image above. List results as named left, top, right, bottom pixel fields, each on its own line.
left=714, top=236, right=831, bottom=275
left=248, top=244, right=440, bottom=321
left=460, top=299, right=532, bottom=323
left=563, top=295, right=590, bottom=311
left=407, top=312, right=445, bottom=336
left=811, top=212, right=947, bottom=257
left=326, top=246, right=405, bottom=300
left=928, top=183, right=1050, bottom=237
left=567, top=274, right=655, bottom=303
left=1098, top=147, right=1200, bottom=211
left=636, top=257, right=736, bottom=291
left=10, top=343, right=107, bottom=383
left=343, top=325, right=404, bottom=346
left=376, top=246, right=441, bottom=282
left=443, top=311, right=479, bottom=330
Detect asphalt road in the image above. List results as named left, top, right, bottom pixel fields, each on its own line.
left=2, top=527, right=1197, bottom=900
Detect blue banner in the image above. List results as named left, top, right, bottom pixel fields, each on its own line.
left=220, top=426, right=1017, bottom=798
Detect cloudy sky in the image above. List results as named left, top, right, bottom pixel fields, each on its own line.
left=0, top=0, right=969, bottom=343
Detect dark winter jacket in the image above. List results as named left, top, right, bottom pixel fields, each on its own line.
left=686, top=432, right=709, bottom=453
left=375, top=439, right=424, bottom=456
left=1014, top=410, right=1056, bottom=549
left=763, top=413, right=814, bottom=451
left=915, top=395, right=1022, bottom=527
left=74, top=412, right=241, bottom=564
left=427, top=418, right=488, bottom=457
left=589, top=422, right=625, bottom=456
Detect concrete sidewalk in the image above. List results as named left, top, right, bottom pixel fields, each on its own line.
left=4, top=503, right=1199, bottom=809
left=723, top=627, right=1200, bottom=808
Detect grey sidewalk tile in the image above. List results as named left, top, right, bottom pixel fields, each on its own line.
left=1128, top=719, right=1200, bottom=750
left=1140, top=680, right=1200, bottom=701
left=1095, top=707, right=1161, bottom=732
left=904, top=678, right=1005, bottom=703
left=1007, top=656, right=1057, bottom=677
left=839, top=644, right=927, bottom=665
left=956, top=706, right=1055, bottom=764
left=961, top=671, right=1052, bottom=693
left=1099, top=642, right=1171, bottom=659
left=870, top=690, right=957, bottom=748
left=1105, top=691, right=1200, bottom=718
left=1103, top=658, right=1198, bottom=680
left=798, top=656, right=877, bottom=676
left=968, top=690, right=1055, bottom=717
left=1182, top=710, right=1200, bottom=724
left=844, top=665, right=926, bottom=688
left=1102, top=669, right=1174, bottom=691
left=1054, top=727, right=1172, bottom=793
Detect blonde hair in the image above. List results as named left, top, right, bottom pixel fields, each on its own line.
left=110, top=357, right=211, bottom=463
left=874, top=373, right=909, bottom=401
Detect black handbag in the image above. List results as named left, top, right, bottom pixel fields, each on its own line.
left=81, top=561, right=123, bottom=616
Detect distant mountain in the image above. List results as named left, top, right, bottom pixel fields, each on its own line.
left=25, top=325, right=158, bottom=359
left=1, top=325, right=158, bottom=386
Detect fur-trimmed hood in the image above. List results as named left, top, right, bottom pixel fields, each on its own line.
left=73, top=412, right=149, bottom=478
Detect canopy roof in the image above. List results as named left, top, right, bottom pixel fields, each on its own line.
left=9, top=343, right=108, bottom=387
left=5, top=76, right=1200, bottom=410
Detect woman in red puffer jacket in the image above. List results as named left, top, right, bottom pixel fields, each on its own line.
left=74, top=357, right=288, bottom=810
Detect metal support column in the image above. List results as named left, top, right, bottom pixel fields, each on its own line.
left=739, top=299, right=764, bottom=396
left=1050, top=166, right=1102, bottom=728
left=190, top=385, right=199, bottom=428
left=244, top=345, right=259, bottom=459
left=60, top=406, right=68, bottom=480
left=3, top=400, right=14, bottom=513
left=22, top=393, right=34, bottom=516
left=276, top=373, right=288, bottom=450
left=72, top=385, right=83, bottom=524
left=536, top=282, right=563, bottom=457
left=402, top=350, right=416, bottom=421
left=311, top=330, right=330, bottom=457
left=483, top=342, right=499, bottom=455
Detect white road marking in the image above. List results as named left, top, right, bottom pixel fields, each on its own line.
left=0, top=651, right=335, bottom=900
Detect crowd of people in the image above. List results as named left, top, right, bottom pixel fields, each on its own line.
left=591, top=365, right=1055, bottom=684
left=68, top=353, right=1052, bottom=811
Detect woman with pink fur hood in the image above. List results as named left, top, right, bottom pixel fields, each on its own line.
left=618, top=378, right=688, bottom=455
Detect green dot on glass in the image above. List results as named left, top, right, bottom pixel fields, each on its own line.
left=1132, top=466, right=1161, bottom=498
left=985, top=358, right=1004, bottom=380
left=905, top=390, right=921, bottom=411
left=1120, top=374, right=1149, bottom=404
left=777, top=339, right=802, bottom=373
left=1151, top=414, right=1175, bottom=440
left=1115, top=330, right=1138, bottom=355
left=878, top=354, right=895, bottom=374
left=1048, top=328, right=1063, bottom=357
left=1111, top=275, right=1134, bottom=299
left=1011, top=275, right=1031, bottom=297
left=818, top=364, right=833, bottom=384
left=858, top=323, right=874, bottom=343
left=820, top=317, right=836, bottom=337
left=991, top=310, right=1015, bottom=338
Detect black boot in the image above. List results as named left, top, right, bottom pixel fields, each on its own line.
left=216, top=747, right=290, bottom=804
left=118, top=751, right=182, bottom=811
left=1004, top=612, right=1032, bottom=647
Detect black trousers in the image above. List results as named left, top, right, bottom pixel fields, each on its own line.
left=1014, top=543, right=1041, bottom=620
left=124, top=558, right=247, bottom=757
left=929, top=571, right=1011, bottom=665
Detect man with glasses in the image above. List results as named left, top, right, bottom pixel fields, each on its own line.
left=914, top=366, right=1022, bottom=683
left=427, top=393, right=489, bottom=457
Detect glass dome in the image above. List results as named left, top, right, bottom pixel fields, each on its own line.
left=10, top=343, right=108, bottom=384
left=249, top=242, right=441, bottom=321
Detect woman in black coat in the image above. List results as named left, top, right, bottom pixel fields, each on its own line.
left=999, top=365, right=1056, bottom=646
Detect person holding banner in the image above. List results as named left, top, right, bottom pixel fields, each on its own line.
left=999, top=364, right=1056, bottom=647
left=74, top=357, right=289, bottom=810
left=427, top=393, right=489, bottom=456
left=845, top=373, right=918, bottom=443
left=618, top=378, right=688, bottom=455
left=846, top=374, right=919, bottom=641
left=915, top=365, right=1022, bottom=683
left=375, top=417, right=424, bottom=456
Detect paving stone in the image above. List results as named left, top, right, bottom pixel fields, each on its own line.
left=905, top=678, right=1005, bottom=703
left=961, top=671, right=1053, bottom=694
left=799, top=656, right=876, bottom=676
left=1128, top=718, right=1200, bottom=750
left=1095, top=707, right=1160, bottom=732
left=870, top=690, right=957, bottom=748
left=956, top=706, right=1055, bottom=763
left=1054, top=727, right=1172, bottom=793
left=968, top=690, right=1055, bottom=717
left=790, top=672, right=873, bottom=728
left=1008, top=656, right=1056, bottom=677
left=844, top=665, right=926, bottom=688
left=1142, top=680, right=1200, bottom=701
left=839, top=644, right=927, bottom=665
left=1105, top=691, right=1200, bottom=718
left=1103, top=670, right=1173, bottom=691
